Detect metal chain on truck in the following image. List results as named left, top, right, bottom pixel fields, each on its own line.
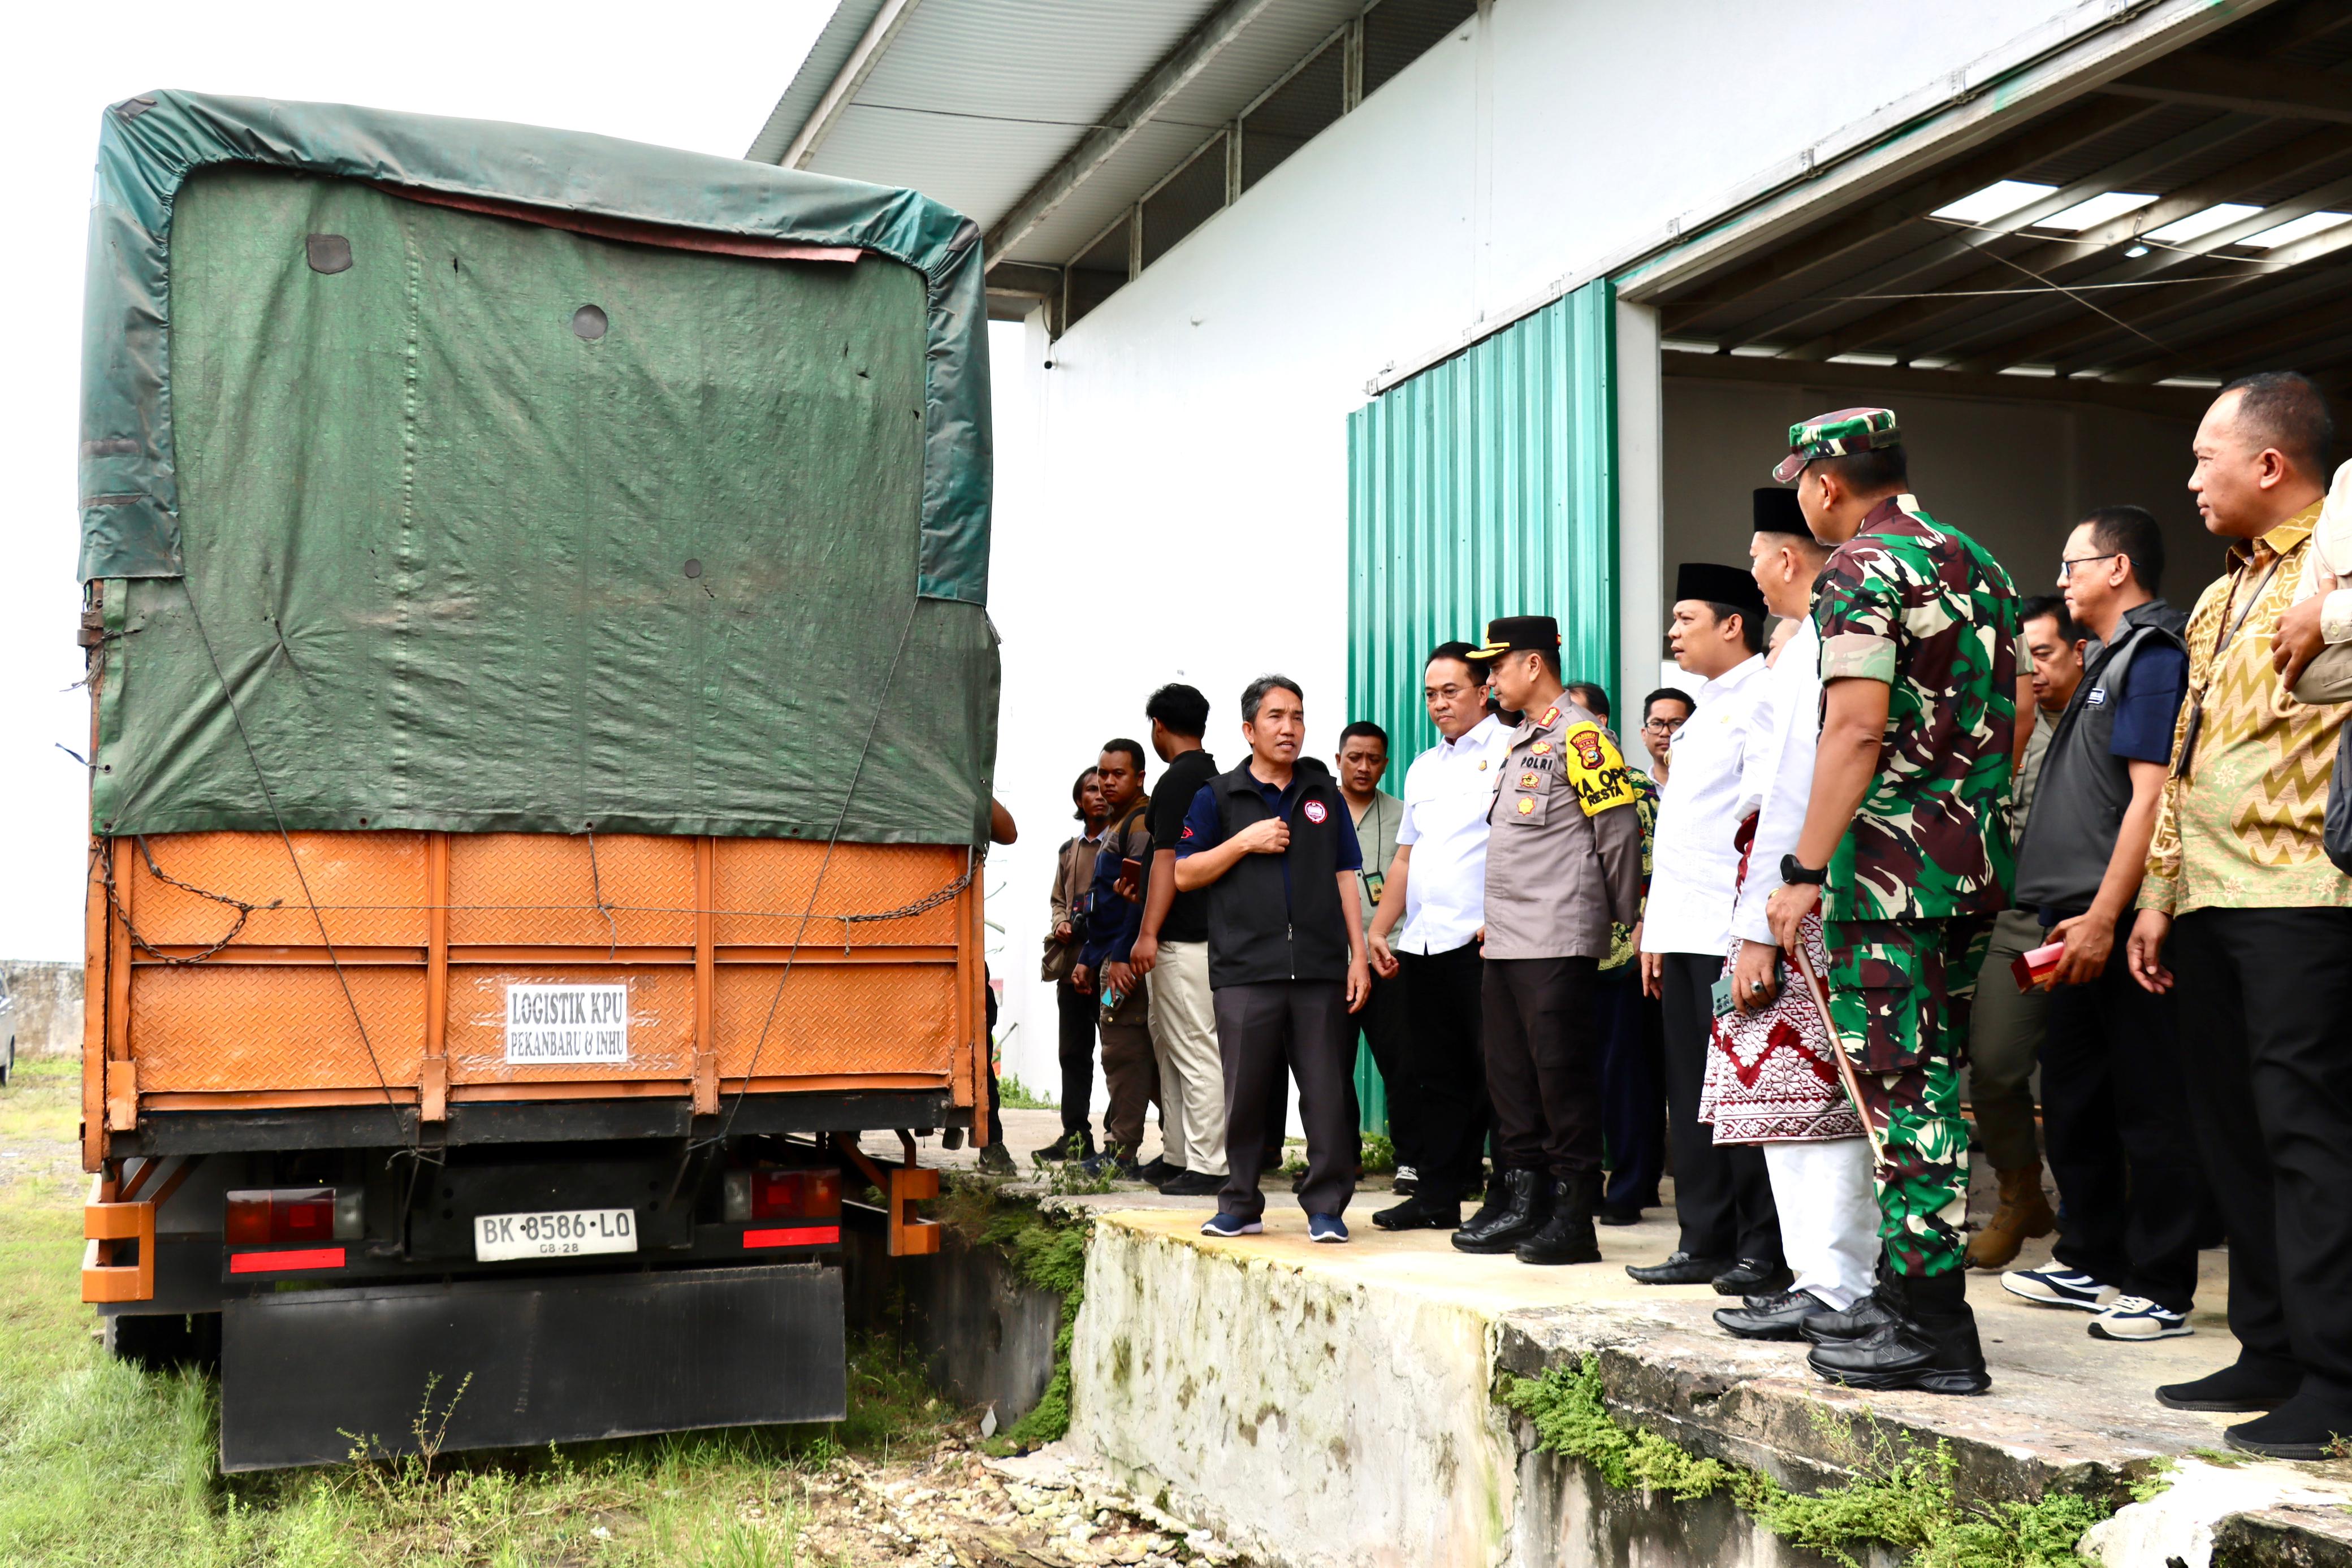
left=97, top=835, right=286, bottom=965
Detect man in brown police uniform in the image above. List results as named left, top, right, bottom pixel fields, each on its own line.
left=1451, top=616, right=1646, bottom=1265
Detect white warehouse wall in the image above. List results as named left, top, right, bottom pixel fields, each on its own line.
left=981, top=0, right=2100, bottom=1108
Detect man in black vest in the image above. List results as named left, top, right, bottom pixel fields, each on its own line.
left=1174, top=675, right=1373, bottom=1242
left=2007, top=505, right=2210, bottom=1342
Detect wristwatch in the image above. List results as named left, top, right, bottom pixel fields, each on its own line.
left=1779, top=854, right=1827, bottom=886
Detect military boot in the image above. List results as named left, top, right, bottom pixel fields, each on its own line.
left=1965, top=1165, right=2055, bottom=1271
left=1800, top=1255, right=1896, bottom=1344
left=1452, top=1168, right=1547, bottom=1254
left=1806, top=1270, right=1990, bottom=1396
left=1516, top=1172, right=1603, bottom=1266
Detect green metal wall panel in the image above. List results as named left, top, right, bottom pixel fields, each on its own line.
left=1343, top=279, right=1619, bottom=1131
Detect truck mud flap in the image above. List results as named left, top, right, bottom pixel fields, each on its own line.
left=220, top=1263, right=844, bottom=1471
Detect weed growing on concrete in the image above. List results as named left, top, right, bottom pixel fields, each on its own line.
left=1500, top=1356, right=2114, bottom=1568
left=2127, top=1456, right=2177, bottom=1504
left=974, top=1203, right=1092, bottom=1450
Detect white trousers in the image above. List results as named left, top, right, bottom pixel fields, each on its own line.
left=1762, top=1137, right=1877, bottom=1310
left=1147, top=940, right=1228, bottom=1176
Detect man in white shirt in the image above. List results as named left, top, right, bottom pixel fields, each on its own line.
left=1365, top=641, right=1513, bottom=1231
left=1632, top=564, right=1786, bottom=1292
left=1712, top=489, right=1878, bottom=1339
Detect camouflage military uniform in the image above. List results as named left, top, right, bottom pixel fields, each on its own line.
left=1812, top=492, right=2020, bottom=1277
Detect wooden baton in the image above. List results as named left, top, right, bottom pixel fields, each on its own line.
left=1789, top=942, right=1888, bottom=1169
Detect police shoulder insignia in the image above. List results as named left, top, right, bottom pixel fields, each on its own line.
left=1562, top=722, right=1634, bottom=817
left=1540, top=705, right=1560, bottom=727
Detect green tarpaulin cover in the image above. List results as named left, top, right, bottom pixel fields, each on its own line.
left=81, top=95, right=997, bottom=844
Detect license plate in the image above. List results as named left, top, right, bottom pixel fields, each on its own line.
left=473, top=1207, right=637, bottom=1262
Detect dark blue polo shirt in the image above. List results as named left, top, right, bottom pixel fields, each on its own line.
left=1178, top=770, right=1363, bottom=868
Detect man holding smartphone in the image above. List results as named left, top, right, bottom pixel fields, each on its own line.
left=1073, top=740, right=1161, bottom=1179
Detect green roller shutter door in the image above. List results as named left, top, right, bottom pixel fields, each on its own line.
left=1343, top=278, right=1619, bottom=1134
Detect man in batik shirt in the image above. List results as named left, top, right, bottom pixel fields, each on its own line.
left=1765, top=408, right=2025, bottom=1396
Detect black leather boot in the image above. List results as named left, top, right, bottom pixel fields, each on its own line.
left=1452, top=1168, right=1547, bottom=1254
left=1516, top=1173, right=1602, bottom=1266
left=1806, top=1270, right=1990, bottom=1396
left=1798, top=1256, right=1897, bottom=1344
left=1373, top=1190, right=1463, bottom=1231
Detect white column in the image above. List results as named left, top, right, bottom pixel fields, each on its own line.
left=1614, top=297, right=1665, bottom=719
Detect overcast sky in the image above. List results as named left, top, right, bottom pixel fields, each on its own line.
left=4, top=2, right=842, bottom=961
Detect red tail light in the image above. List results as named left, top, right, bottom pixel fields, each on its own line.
left=723, top=1168, right=843, bottom=1223
left=225, top=1188, right=358, bottom=1244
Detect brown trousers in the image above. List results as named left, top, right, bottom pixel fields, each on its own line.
left=1098, top=984, right=1161, bottom=1153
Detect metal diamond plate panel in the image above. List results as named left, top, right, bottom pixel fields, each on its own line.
left=129, top=965, right=425, bottom=1090
left=711, top=841, right=965, bottom=948
left=126, top=831, right=430, bottom=948
left=449, top=834, right=697, bottom=948
left=714, top=964, right=957, bottom=1079
left=444, top=965, right=697, bottom=1083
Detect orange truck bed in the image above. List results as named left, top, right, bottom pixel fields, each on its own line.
left=82, top=829, right=989, bottom=1168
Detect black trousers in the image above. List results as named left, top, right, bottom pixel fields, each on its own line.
left=2040, top=916, right=2213, bottom=1311
left=1482, top=955, right=1603, bottom=1179
left=1347, top=967, right=1416, bottom=1168
left=1397, top=942, right=1492, bottom=1202
left=1661, top=952, right=1782, bottom=1263
left=1214, top=980, right=1357, bottom=1219
left=2172, top=908, right=2352, bottom=1406
left=1597, top=965, right=1666, bottom=1211
left=1054, top=978, right=1099, bottom=1140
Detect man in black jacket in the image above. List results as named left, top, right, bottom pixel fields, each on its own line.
left=1174, top=675, right=1373, bottom=1242
left=2005, top=505, right=2211, bottom=1343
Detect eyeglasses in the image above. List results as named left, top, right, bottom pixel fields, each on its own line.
left=1642, top=716, right=1687, bottom=737
left=2058, top=553, right=2120, bottom=581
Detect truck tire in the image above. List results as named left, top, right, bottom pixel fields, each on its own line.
left=106, top=1311, right=222, bottom=1373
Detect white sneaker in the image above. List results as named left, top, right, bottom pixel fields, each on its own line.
left=1393, top=1165, right=1420, bottom=1194
left=2088, top=1296, right=2192, bottom=1341
left=2000, top=1264, right=2120, bottom=1311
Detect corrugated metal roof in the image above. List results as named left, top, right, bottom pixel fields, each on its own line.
left=746, top=0, right=1398, bottom=271
left=1005, top=0, right=1363, bottom=265
left=745, top=0, right=891, bottom=167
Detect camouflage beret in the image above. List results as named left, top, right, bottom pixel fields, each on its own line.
left=1771, top=407, right=1901, bottom=483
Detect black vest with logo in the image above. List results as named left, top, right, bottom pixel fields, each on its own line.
left=2013, top=598, right=2188, bottom=915
left=1204, top=757, right=1351, bottom=989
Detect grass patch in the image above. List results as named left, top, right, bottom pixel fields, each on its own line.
left=996, top=1074, right=1057, bottom=1111
left=1501, top=1355, right=2118, bottom=1568
left=0, top=1060, right=961, bottom=1567
left=0, top=1056, right=81, bottom=1149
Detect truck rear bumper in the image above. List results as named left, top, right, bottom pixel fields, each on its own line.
left=219, top=1262, right=845, bottom=1470
left=113, top=1089, right=963, bottom=1156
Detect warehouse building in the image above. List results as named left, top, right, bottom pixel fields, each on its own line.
left=753, top=0, right=2352, bottom=1093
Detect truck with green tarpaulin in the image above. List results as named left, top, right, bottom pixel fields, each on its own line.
left=74, top=91, right=998, bottom=1470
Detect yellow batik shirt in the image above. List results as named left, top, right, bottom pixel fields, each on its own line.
left=2141, top=502, right=2352, bottom=916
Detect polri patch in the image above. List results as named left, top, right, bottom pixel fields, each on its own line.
left=1532, top=742, right=1551, bottom=755
left=1303, top=799, right=1328, bottom=824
